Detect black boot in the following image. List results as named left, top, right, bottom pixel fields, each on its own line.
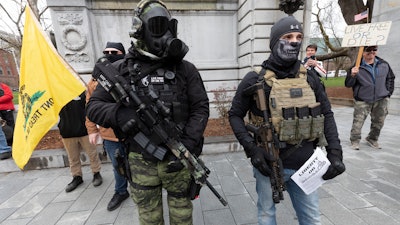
left=0, top=151, right=11, bottom=160
left=65, top=176, right=83, bottom=192
left=92, top=172, right=103, bottom=187
left=107, top=192, right=130, bottom=211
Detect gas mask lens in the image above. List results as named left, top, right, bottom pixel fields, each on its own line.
left=148, top=16, right=169, bottom=37
left=147, top=17, right=178, bottom=37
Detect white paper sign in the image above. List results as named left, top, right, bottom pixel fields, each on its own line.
left=290, top=147, right=331, bottom=195
left=341, top=21, right=392, bottom=47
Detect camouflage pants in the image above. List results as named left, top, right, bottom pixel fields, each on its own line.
left=128, top=152, right=193, bottom=225
left=350, top=97, right=389, bottom=143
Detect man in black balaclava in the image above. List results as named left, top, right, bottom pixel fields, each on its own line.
left=103, top=41, right=126, bottom=63
left=86, top=41, right=129, bottom=212
left=86, top=0, right=209, bottom=224
left=266, top=16, right=303, bottom=79
left=229, top=15, right=345, bottom=225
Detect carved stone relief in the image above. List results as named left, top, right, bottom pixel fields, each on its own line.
left=57, top=13, right=89, bottom=63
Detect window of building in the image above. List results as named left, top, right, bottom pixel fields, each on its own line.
left=7, top=68, right=11, bottom=75
left=0, top=68, right=3, bottom=75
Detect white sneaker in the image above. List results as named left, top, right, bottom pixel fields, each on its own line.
left=351, top=141, right=360, bottom=150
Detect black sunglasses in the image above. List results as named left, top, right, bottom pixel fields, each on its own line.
left=365, top=48, right=378, bottom=53
left=103, top=50, right=119, bottom=55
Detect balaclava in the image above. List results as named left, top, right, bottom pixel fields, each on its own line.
left=269, top=16, right=303, bottom=66
left=104, top=42, right=126, bottom=63
left=136, top=1, right=188, bottom=62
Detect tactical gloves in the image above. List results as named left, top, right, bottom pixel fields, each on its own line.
left=165, top=154, right=185, bottom=173
left=116, top=107, right=140, bottom=135
left=247, top=143, right=275, bottom=177
left=322, top=152, right=346, bottom=180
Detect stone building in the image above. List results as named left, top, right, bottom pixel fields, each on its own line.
left=373, top=0, right=400, bottom=114
left=46, top=0, right=310, bottom=118
left=0, top=49, right=19, bottom=89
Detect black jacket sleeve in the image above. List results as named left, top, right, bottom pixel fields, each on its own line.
left=178, top=61, right=210, bottom=156
left=228, top=71, right=260, bottom=157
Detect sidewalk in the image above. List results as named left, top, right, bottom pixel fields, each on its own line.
left=1, top=106, right=400, bottom=225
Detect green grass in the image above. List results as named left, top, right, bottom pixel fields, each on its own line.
left=13, top=91, right=19, bottom=104
left=321, top=76, right=346, bottom=87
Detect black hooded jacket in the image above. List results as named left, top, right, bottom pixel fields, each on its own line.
left=229, top=59, right=342, bottom=170
left=58, top=92, right=88, bottom=138
left=86, top=46, right=209, bottom=157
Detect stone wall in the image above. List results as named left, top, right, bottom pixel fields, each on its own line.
left=46, top=0, right=310, bottom=118
left=373, top=1, right=400, bottom=115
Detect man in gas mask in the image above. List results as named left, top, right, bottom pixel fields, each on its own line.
left=86, top=1, right=209, bottom=224
left=229, top=16, right=345, bottom=225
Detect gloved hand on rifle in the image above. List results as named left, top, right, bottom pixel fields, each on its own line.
left=116, top=107, right=140, bottom=135
left=165, top=154, right=185, bottom=173
left=322, top=150, right=346, bottom=180
left=247, top=143, right=275, bottom=177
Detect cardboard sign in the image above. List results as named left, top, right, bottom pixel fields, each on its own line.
left=341, top=21, right=392, bottom=47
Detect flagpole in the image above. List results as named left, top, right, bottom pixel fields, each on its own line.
left=355, top=8, right=369, bottom=67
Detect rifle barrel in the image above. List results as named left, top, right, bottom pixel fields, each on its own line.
left=206, top=180, right=228, bottom=206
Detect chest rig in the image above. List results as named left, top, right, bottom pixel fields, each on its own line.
left=131, top=62, right=189, bottom=126
left=250, top=66, right=327, bottom=147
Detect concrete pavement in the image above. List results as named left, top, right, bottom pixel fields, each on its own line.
left=1, top=105, right=400, bottom=225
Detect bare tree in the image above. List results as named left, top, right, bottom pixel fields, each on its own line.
left=0, top=0, right=48, bottom=52
left=309, top=0, right=374, bottom=73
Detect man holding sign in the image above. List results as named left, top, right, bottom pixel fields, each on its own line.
left=345, top=46, right=395, bottom=150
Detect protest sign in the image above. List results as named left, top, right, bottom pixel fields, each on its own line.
left=341, top=21, right=392, bottom=47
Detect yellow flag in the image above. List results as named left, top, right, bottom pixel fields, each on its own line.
left=13, top=5, right=86, bottom=169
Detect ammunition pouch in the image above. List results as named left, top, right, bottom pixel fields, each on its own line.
left=279, top=104, right=326, bottom=146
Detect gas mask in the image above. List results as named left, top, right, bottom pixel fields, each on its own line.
left=273, top=39, right=301, bottom=64
left=133, top=2, right=188, bottom=62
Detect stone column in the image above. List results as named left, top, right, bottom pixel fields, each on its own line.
left=373, top=0, right=400, bottom=115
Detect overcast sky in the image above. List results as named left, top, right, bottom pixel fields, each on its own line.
left=0, top=0, right=49, bottom=34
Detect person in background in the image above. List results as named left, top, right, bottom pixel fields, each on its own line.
left=59, top=92, right=103, bottom=192
left=86, top=41, right=129, bottom=211
left=345, top=45, right=395, bottom=150
left=302, top=44, right=326, bottom=77
left=229, top=16, right=345, bottom=225
left=0, top=127, right=12, bottom=160
left=0, top=82, right=15, bottom=145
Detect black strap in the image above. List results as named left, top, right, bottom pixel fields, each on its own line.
left=130, top=181, right=161, bottom=190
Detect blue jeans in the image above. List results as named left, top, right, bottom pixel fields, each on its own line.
left=254, top=167, right=321, bottom=225
left=103, top=140, right=128, bottom=194
left=0, top=128, right=11, bottom=153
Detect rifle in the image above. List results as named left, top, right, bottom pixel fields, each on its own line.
left=92, top=59, right=228, bottom=206
left=244, top=82, right=286, bottom=203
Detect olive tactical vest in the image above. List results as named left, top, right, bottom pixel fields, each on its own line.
left=252, top=66, right=327, bottom=146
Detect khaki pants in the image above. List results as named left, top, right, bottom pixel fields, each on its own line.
left=62, top=135, right=101, bottom=177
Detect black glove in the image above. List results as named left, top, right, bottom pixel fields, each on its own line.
left=322, top=153, right=346, bottom=180
left=165, top=154, right=185, bottom=173
left=248, top=145, right=275, bottom=177
left=116, top=107, right=140, bottom=135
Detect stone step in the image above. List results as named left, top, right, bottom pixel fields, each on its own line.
left=0, top=135, right=242, bottom=173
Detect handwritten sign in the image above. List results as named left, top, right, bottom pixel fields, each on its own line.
left=341, top=21, right=392, bottom=47
left=291, top=147, right=330, bottom=195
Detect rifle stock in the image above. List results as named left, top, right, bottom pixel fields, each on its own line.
left=245, top=82, right=285, bottom=203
